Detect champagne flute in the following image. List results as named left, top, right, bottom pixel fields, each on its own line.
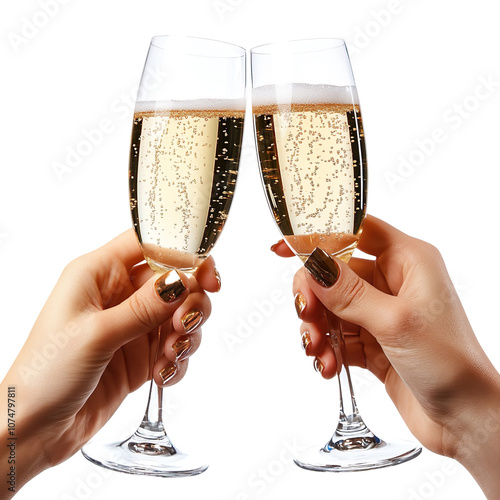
left=82, top=35, right=246, bottom=476
left=251, top=38, right=421, bottom=471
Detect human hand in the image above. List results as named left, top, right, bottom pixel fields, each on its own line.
left=273, top=215, right=500, bottom=497
left=0, top=230, right=220, bottom=494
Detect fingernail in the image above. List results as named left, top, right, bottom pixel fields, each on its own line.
left=313, top=357, right=324, bottom=374
left=214, top=268, right=222, bottom=292
left=181, top=308, right=203, bottom=334
left=294, top=292, right=306, bottom=318
left=270, top=241, right=281, bottom=252
left=155, top=270, right=186, bottom=303
left=301, top=331, right=311, bottom=353
left=304, top=247, right=340, bottom=288
left=172, top=336, right=192, bottom=361
left=159, top=362, right=178, bottom=384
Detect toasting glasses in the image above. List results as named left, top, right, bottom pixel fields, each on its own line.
left=82, top=35, right=246, bottom=476
left=251, top=38, right=421, bottom=471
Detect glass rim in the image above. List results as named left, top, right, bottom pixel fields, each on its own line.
left=150, top=35, right=246, bottom=59
left=250, top=37, right=346, bottom=55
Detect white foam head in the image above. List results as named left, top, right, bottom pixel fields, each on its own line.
left=252, top=83, right=359, bottom=107
left=135, top=97, right=246, bottom=113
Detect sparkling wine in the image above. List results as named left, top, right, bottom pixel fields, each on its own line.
left=253, top=84, right=367, bottom=262
left=129, top=103, right=244, bottom=271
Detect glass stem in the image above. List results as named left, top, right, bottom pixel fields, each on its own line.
left=138, top=379, right=166, bottom=438
left=127, top=326, right=176, bottom=453
left=325, top=310, right=380, bottom=451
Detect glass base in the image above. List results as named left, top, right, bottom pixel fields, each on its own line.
left=294, top=439, right=422, bottom=472
left=81, top=432, right=208, bottom=477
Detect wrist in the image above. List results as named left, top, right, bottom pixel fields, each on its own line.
left=447, top=369, right=500, bottom=498
left=1, top=378, right=50, bottom=498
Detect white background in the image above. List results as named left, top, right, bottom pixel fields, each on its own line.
left=1, top=0, right=499, bottom=499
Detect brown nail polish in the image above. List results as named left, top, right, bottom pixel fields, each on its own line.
left=304, top=247, right=340, bottom=288
left=314, top=357, right=324, bottom=374
left=159, top=362, right=177, bottom=384
left=172, top=336, right=192, bottom=361
left=301, top=331, right=311, bottom=353
left=155, top=270, right=186, bottom=303
left=214, top=268, right=222, bottom=292
left=181, top=308, right=203, bottom=334
left=270, top=241, right=281, bottom=252
left=294, top=292, right=306, bottom=318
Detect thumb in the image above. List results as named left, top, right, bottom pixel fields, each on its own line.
left=304, top=247, right=399, bottom=336
left=97, top=270, right=189, bottom=348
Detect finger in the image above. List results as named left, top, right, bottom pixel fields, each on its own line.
left=348, top=257, right=375, bottom=284
left=171, top=290, right=211, bottom=335
left=315, top=323, right=374, bottom=380
left=163, top=330, right=202, bottom=363
left=131, top=258, right=220, bottom=294
left=299, top=319, right=327, bottom=357
left=292, top=283, right=325, bottom=323
left=97, top=229, right=145, bottom=270
left=153, top=358, right=189, bottom=388
left=270, top=215, right=409, bottom=260
left=348, top=256, right=392, bottom=296
left=339, top=318, right=363, bottom=336
left=96, top=270, right=189, bottom=349
left=344, top=333, right=368, bottom=370
left=270, top=239, right=295, bottom=257
left=303, top=248, right=401, bottom=337
left=194, top=256, right=221, bottom=293
left=293, top=269, right=377, bottom=328
left=314, top=342, right=337, bottom=379
left=357, top=215, right=410, bottom=257
left=130, top=263, right=155, bottom=289
left=293, top=271, right=366, bottom=337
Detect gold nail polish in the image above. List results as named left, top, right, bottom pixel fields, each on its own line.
left=155, top=271, right=186, bottom=303
left=181, top=308, right=203, bottom=334
left=294, top=293, right=306, bottom=318
left=172, top=336, right=192, bottom=361
left=313, top=357, right=324, bottom=374
left=159, top=363, right=177, bottom=384
left=304, top=247, right=340, bottom=288
left=214, top=268, right=222, bottom=292
left=301, top=331, right=311, bottom=352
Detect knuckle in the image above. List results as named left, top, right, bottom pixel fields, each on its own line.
left=129, top=293, right=161, bottom=331
left=61, top=253, right=97, bottom=283
left=80, top=313, right=111, bottom=351
left=389, top=301, right=426, bottom=338
left=407, top=238, right=443, bottom=263
left=419, top=240, right=443, bottom=261
left=337, top=275, right=367, bottom=312
left=61, top=256, right=84, bottom=276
